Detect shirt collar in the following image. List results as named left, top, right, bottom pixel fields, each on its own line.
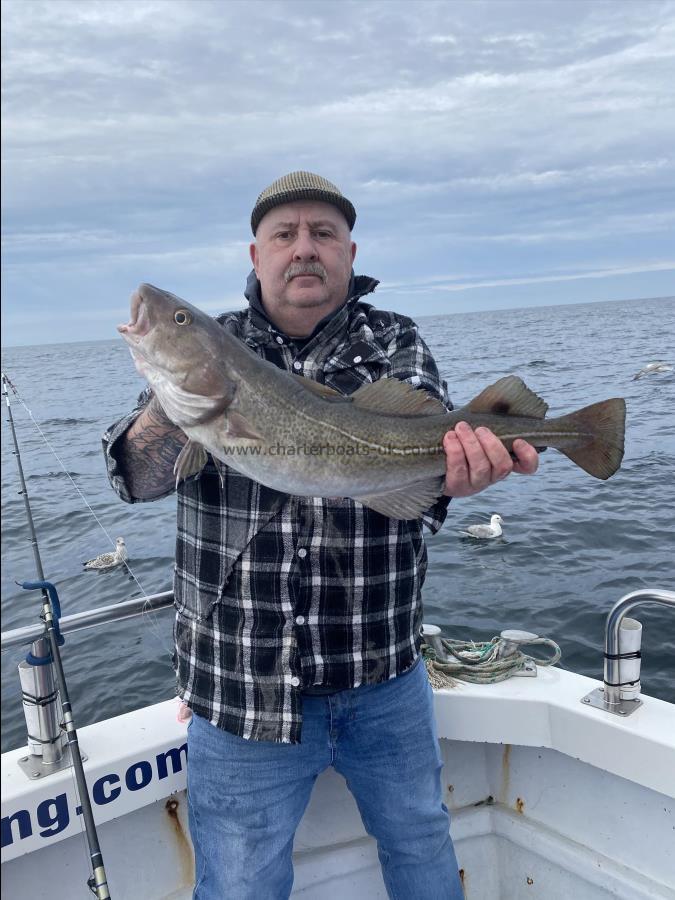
left=244, top=270, right=379, bottom=342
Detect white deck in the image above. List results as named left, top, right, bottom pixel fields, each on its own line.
left=2, top=666, right=675, bottom=899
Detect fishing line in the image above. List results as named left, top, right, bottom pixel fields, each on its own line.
left=2, top=374, right=174, bottom=655
left=2, top=372, right=111, bottom=898
left=2, top=376, right=147, bottom=593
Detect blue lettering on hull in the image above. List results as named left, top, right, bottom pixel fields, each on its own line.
left=1, top=743, right=187, bottom=850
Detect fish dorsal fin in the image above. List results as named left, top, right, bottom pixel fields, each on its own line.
left=292, top=374, right=350, bottom=402
left=466, top=375, right=548, bottom=419
left=354, top=475, right=446, bottom=520
left=351, top=379, right=447, bottom=416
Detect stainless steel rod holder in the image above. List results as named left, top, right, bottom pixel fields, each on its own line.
left=582, top=588, right=675, bottom=716
left=19, top=637, right=66, bottom=764
left=603, top=589, right=675, bottom=705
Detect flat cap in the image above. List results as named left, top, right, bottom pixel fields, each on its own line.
left=251, top=171, right=356, bottom=234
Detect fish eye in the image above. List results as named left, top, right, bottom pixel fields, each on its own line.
left=174, top=309, right=192, bottom=326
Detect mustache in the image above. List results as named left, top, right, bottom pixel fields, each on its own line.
left=284, top=262, right=328, bottom=284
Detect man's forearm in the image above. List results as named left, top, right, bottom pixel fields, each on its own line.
left=119, top=397, right=188, bottom=499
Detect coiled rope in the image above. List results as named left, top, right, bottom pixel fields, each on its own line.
left=423, top=634, right=561, bottom=689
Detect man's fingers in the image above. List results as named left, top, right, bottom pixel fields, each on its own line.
left=511, top=438, right=540, bottom=475
left=443, top=431, right=469, bottom=478
left=453, top=422, right=489, bottom=488
left=474, top=427, right=514, bottom=481
left=442, top=426, right=539, bottom=497
left=454, top=422, right=500, bottom=489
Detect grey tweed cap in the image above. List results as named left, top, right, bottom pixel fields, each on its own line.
left=251, top=171, right=356, bottom=234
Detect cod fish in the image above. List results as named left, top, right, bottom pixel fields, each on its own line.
left=118, top=284, right=626, bottom=521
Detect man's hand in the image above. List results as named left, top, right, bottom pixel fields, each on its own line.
left=442, top=422, right=539, bottom=498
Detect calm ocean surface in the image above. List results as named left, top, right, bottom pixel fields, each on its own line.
left=2, top=296, right=674, bottom=752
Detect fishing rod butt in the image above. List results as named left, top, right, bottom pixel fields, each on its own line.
left=5, top=375, right=112, bottom=898
left=89, top=863, right=111, bottom=899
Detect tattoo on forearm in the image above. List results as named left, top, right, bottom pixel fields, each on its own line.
left=120, top=397, right=188, bottom=499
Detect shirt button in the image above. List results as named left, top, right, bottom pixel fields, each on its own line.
left=295, top=615, right=305, bottom=625
left=276, top=336, right=284, bottom=345
left=297, top=548, right=307, bottom=558
left=293, top=361, right=302, bottom=370
left=290, top=676, right=300, bottom=687
left=353, top=355, right=363, bottom=364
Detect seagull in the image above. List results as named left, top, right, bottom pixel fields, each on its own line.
left=83, top=537, right=128, bottom=571
left=459, top=514, right=504, bottom=539
left=632, top=361, right=673, bottom=380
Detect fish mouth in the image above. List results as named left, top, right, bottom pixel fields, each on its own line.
left=117, top=288, right=152, bottom=345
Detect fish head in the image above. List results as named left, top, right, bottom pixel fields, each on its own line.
left=118, top=284, right=236, bottom=424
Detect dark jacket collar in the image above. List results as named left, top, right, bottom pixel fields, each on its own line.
left=244, top=270, right=379, bottom=343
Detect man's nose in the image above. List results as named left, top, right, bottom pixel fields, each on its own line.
left=292, top=231, right=318, bottom=260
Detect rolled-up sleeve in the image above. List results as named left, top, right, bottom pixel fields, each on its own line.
left=102, top=388, right=176, bottom=504
left=384, top=319, right=452, bottom=533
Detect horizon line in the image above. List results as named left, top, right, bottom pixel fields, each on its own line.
left=1, top=293, right=673, bottom=351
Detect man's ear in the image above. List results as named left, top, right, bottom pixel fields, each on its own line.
left=249, top=242, right=258, bottom=273
left=350, top=241, right=357, bottom=263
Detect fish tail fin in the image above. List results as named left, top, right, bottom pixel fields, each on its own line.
left=556, top=398, right=626, bottom=479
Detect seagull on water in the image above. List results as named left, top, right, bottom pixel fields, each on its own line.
left=459, top=514, right=504, bottom=539
left=83, top=537, right=128, bottom=571
left=632, top=361, right=673, bottom=380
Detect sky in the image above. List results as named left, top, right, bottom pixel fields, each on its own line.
left=2, top=0, right=675, bottom=346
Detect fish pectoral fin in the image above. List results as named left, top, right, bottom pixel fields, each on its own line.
left=224, top=411, right=264, bottom=440
left=465, top=375, right=548, bottom=419
left=174, top=440, right=209, bottom=484
left=353, top=476, right=445, bottom=520
left=351, top=379, right=447, bottom=416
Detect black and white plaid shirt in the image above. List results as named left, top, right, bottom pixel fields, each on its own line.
left=104, top=273, right=452, bottom=743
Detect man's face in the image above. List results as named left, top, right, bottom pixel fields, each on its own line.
left=250, top=201, right=356, bottom=333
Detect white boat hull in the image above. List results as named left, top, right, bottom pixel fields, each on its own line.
left=2, top=667, right=674, bottom=898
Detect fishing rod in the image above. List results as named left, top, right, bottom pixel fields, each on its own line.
left=2, top=372, right=111, bottom=899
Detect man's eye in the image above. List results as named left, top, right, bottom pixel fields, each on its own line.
left=276, top=232, right=292, bottom=240
left=315, top=231, right=332, bottom=239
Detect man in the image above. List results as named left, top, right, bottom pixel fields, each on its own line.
left=104, top=172, right=539, bottom=899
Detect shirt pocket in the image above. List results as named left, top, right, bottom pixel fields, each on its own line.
left=323, top=339, right=391, bottom=394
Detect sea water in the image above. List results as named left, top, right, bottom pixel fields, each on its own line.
left=1, top=296, right=674, bottom=752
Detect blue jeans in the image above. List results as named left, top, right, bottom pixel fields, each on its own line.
left=187, top=658, right=463, bottom=899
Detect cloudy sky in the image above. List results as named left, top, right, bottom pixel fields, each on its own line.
left=2, top=0, right=674, bottom=346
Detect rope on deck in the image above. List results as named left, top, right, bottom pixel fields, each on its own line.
left=423, top=635, right=561, bottom=688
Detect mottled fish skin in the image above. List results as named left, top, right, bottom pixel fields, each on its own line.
left=118, top=284, right=626, bottom=520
